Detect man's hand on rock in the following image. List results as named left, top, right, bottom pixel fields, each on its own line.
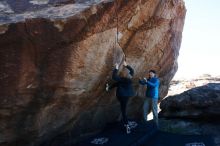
left=123, top=61, right=127, bottom=66
left=115, top=63, right=119, bottom=70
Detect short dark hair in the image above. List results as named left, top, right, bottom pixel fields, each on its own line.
left=149, top=70, right=156, bottom=74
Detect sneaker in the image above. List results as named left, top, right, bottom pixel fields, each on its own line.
left=105, top=83, right=109, bottom=91
left=125, top=124, right=131, bottom=134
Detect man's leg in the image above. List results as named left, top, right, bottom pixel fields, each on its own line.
left=118, top=97, right=129, bottom=125
left=143, top=98, right=150, bottom=122
left=152, top=98, right=158, bottom=127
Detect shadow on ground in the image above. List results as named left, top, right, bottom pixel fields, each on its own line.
left=41, top=120, right=215, bottom=146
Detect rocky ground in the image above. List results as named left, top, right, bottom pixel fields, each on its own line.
left=159, top=119, right=220, bottom=146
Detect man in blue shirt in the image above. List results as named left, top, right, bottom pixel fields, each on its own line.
left=139, top=70, right=160, bottom=127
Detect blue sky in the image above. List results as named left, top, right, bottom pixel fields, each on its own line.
left=174, top=0, right=220, bottom=79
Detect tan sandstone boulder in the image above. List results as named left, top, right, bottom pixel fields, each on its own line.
left=0, top=0, right=186, bottom=145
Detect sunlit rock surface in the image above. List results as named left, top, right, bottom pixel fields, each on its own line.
left=167, top=74, right=220, bottom=96
left=0, top=0, right=186, bottom=145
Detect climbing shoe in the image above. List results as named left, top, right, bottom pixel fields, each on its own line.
left=125, top=124, right=131, bottom=134
left=105, top=83, right=109, bottom=91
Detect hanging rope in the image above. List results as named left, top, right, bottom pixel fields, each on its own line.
left=106, top=0, right=127, bottom=90
left=113, top=0, right=119, bottom=44
left=113, top=0, right=126, bottom=66
left=116, top=0, right=119, bottom=44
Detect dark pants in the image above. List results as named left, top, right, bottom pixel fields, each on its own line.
left=117, top=96, right=129, bottom=125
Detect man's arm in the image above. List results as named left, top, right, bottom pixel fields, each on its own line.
left=112, top=63, right=121, bottom=81
left=139, top=79, right=147, bottom=85
left=126, top=65, right=134, bottom=76
left=123, top=61, right=134, bottom=76
left=146, top=79, right=159, bottom=87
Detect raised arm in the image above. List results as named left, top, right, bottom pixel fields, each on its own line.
left=126, top=65, right=134, bottom=76
left=123, top=61, right=134, bottom=76
left=112, top=63, right=121, bottom=81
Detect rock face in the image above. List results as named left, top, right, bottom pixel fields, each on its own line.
left=160, top=83, right=220, bottom=120
left=0, top=0, right=186, bottom=145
